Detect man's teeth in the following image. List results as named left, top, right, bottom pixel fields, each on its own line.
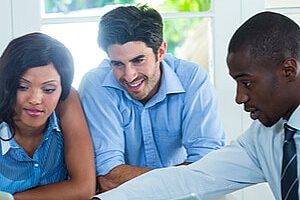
left=129, top=82, right=141, bottom=87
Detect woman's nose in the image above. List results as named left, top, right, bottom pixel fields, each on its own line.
left=29, top=90, right=42, bottom=105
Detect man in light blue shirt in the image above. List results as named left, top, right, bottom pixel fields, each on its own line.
left=79, top=4, right=225, bottom=192
left=91, top=11, right=300, bottom=200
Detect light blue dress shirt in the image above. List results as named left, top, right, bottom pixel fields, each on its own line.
left=79, top=54, right=225, bottom=176
left=94, top=105, right=300, bottom=200
left=0, top=112, right=68, bottom=194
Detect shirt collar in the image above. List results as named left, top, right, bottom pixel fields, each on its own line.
left=0, top=112, right=60, bottom=156
left=102, top=59, right=121, bottom=90
left=286, top=104, right=300, bottom=130
left=47, top=112, right=61, bottom=132
left=159, top=59, right=185, bottom=95
left=0, top=122, right=12, bottom=155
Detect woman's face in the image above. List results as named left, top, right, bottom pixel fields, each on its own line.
left=14, top=63, right=62, bottom=129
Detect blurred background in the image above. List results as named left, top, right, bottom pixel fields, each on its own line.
left=1, top=1, right=300, bottom=199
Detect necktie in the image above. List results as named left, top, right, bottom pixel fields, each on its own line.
left=281, top=124, right=299, bottom=200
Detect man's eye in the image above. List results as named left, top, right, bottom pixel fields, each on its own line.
left=132, top=58, right=146, bottom=67
left=111, top=62, right=124, bottom=68
left=133, top=58, right=144, bottom=63
left=242, top=81, right=251, bottom=88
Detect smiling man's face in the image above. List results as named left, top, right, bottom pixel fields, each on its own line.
left=108, top=41, right=166, bottom=104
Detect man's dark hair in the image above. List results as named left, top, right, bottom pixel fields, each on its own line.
left=228, top=11, right=300, bottom=64
left=98, top=4, right=163, bottom=56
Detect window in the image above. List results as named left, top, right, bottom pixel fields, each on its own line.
left=41, top=0, right=212, bottom=88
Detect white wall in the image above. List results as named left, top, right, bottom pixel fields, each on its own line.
left=10, top=0, right=41, bottom=37
left=0, top=0, right=41, bottom=54
left=214, top=0, right=245, bottom=143
left=0, top=1, right=13, bottom=55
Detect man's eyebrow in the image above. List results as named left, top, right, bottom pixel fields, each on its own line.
left=129, top=55, right=146, bottom=62
left=110, top=55, right=146, bottom=65
left=232, top=73, right=253, bottom=80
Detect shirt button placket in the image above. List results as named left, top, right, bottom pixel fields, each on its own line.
left=141, top=109, right=158, bottom=168
left=33, top=162, right=41, bottom=185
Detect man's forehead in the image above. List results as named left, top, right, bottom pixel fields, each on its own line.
left=110, top=54, right=147, bottom=63
left=227, top=51, right=260, bottom=77
left=108, top=41, right=151, bottom=60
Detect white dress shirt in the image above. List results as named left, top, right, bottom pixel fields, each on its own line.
left=94, top=105, right=300, bottom=200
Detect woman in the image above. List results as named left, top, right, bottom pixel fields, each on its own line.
left=0, top=32, right=95, bottom=199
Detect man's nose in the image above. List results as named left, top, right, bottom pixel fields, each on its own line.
left=235, top=86, right=249, bottom=104
left=124, top=64, right=138, bottom=82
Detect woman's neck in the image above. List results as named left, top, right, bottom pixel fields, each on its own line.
left=12, top=122, right=46, bottom=158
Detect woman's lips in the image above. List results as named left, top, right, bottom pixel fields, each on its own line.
left=25, top=108, right=43, bottom=117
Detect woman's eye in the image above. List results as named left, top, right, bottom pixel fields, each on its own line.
left=42, top=85, right=56, bottom=94
left=17, top=85, right=28, bottom=91
left=43, top=87, right=56, bottom=93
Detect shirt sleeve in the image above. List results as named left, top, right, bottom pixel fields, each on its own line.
left=79, top=70, right=125, bottom=176
left=180, top=64, right=226, bottom=162
left=95, top=131, right=266, bottom=200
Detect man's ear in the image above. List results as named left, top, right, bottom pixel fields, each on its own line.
left=282, top=58, right=298, bottom=81
left=157, top=41, right=167, bottom=61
